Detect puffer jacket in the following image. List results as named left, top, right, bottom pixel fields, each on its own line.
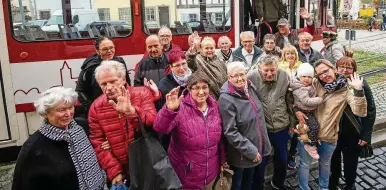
left=186, top=52, right=228, bottom=100
left=219, top=81, right=271, bottom=168
left=153, top=91, right=225, bottom=189
left=75, top=54, right=131, bottom=113
left=88, top=85, right=157, bottom=181
left=323, top=41, right=345, bottom=65
left=291, top=79, right=323, bottom=111
left=247, top=69, right=295, bottom=132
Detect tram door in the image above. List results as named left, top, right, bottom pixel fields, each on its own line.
left=0, top=59, right=10, bottom=141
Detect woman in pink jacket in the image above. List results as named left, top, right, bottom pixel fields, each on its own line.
left=154, top=71, right=225, bottom=190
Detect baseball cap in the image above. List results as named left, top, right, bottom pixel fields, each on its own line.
left=277, top=18, right=290, bottom=26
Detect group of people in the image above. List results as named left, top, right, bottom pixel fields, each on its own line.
left=12, top=8, right=376, bottom=190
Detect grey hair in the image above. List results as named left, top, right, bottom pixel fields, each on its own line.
left=240, top=31, right=255, bottom=41
left=217, top=36, right=232, bottom=48
left=259, top=55, right=280, bottom=65
left=158, top=26, right=172, bottom=34
left=227, top=62, right=245, bottom=74
left=95, top=60, right=126, bottom=83
left=298, top=32, right=313, bottom=40
left=34, top=87, right=78, bottom=116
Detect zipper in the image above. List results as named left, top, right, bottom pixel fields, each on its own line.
left=117, top=112, right=129, bottom=158
left=247, top=91, right=264, bottom=155
left=202, top=110, right=210, bottom=186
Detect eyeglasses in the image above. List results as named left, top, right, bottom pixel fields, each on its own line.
left=99, top=46, right=115, bottom=52
left=242, top=40, right=254, bottom=44
left=191, top=86, right=209, bottom=92
left=315, top=68, right=331, bottom=78
left=229, top=73, right=246, bottom=79
left=171, top=62, right=187, bottom=68
left=337, top=66, right=354, bottom=71
left=159, top=35, right=171, bottom=38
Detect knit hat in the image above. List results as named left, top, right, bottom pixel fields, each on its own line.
left=297, top=63, right=315, bottom=77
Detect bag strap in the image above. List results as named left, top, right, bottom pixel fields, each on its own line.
left=125, top=111, right=146, bottom=140
left=343, top=106, right=362, bottom=134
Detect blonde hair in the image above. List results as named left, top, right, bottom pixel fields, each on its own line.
left=281, top=45, right=299, bottom=62
left=200, top=36, right=216, bottom=47
left=217, top=36, right=232, bottom=48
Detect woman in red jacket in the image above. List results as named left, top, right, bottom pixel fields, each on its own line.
left=88, top=60, right=157, bottom=187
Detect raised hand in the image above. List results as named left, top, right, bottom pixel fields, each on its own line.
left=108, top=85, right=135, bottom=115
left=165, top=87, right=183, bottom=111
left=300, top=8, right=311, bottom=21
left=347, top=72, right=363, bottom=90
left=144, top=78, right=159, bottom=97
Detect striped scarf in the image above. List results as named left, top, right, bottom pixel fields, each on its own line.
left=221, top=49, right=232, bottom=61
left=39, top=120, right=105, bottom=190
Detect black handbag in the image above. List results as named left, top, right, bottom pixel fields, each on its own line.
left=128, top=112, right=182, bottom=190
left=343, top=107, right=374, bottom=158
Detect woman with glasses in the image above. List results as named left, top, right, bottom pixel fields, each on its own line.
left=329, top=57, right=376, bottom=190
left=219, top=62, right=271, bottom=190
left=295, top=59, right=368, bottom=190
left=154, top=71, right=226, bottom=190
left=75, top=36, right=131, bottom=134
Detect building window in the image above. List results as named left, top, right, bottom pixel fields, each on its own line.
left=145, top=7, right=156, bottom=21
left=189, top=13, right=197, bottom=21
left=39, top=10, right=50, bottom=20
left=118, top=8, right=131, bottom=21
left=98, top=8, right=111, bottom=21
left=215, top=13, right=223, bottom=22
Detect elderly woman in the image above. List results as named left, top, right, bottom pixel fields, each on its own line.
left=12, top=87, right=105, bottom=190
left=216, top=36, right=233, bottom=64
left=296, top=59, right=367, bottom=190
left=322, top=31, right=345, bottom=65
left=187, top=36, right=228, bottom=99
left=278, top=44, right=303, bottom=81
left=219, top=62, right=272, bottom=190
left=329, top=57, right=376, bottom=190
left=154, top=71, right=225, bottom=190
left=261, top=34, right=282, bottom=58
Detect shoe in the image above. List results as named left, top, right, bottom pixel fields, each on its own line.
left=287, top=157, right=297, bottom=170
left=344, top=185, right=357, bottom=190
left=304, top=144, right=319, bottom=160
left=271, top=181, right=290, bottom=190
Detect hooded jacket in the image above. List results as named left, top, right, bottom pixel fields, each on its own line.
left=219, top=81, right=271, bottom=168
left=290, top=79, right=323, bottom=111
left=75, top=54, right=131, bottom=113
left=153, top=92, right=225, bottom=189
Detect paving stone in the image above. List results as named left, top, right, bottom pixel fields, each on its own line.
left=358, top=163, right=366, bottom=169
left=357, top=169, right=365, bottom=176
left=373, top=148, right=384, bottom=155
left=368, top=158, right=379, bottom=165
left=310, top=170, right=319, bottom=179
left=376, top=163, right=386, bottom=172
left=287, top=177, right=299, bottom=187
left=376, top=177, right=386, bottom=186
left=309, top=181, right=319, bottom=190
left=381, top=147, right=386, bottom=152
left=360, top=181, right=372, bottom=189
left=363, top=168, right=380, bottom=179
left=356, top=177, right=362, bottom=183
left=364, top=162, right=379, bottom=171
left=379, top=171, right=386, bottom=178
left=355, top=183, right=364, bottom=190
left=308, top=174, right=315, bottom=181
left=362, top=176, right=378, bottom=186
left=375, top=184, right=385, bottom=190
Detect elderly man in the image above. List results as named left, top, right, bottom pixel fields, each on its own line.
left=298, top=32, right=323, bottom=63
left=274, top=8, right=316, bottom=49
left=232, top=31, right=263, bottom=72
left=88, top=60, right=157, bottom=187
left=134, top=35, right=169, bottom=86
left=247, top=55, right=294, bottom=190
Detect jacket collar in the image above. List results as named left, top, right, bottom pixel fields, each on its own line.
left=233, top=45, right=262, bottom=62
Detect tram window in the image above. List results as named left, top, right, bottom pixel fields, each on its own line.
left=309, top=0, right=322, bottom=28
left=142, top=0, right=232, bottom=35
left=326, top=0, right=335, bottom=26
left=9, top=0, right=133, bottom=42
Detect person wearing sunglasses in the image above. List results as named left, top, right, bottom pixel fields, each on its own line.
left=329, top=57, right=376, bottom=190
left=75, top=36, right=131, bottom=134
left=295, top=59, right=367, bottom=190
left=322, top=31, right=345, bottom=65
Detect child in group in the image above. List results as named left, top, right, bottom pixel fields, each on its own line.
left=290, top=63, right=324, bottom=159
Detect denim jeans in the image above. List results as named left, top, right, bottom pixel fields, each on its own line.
left=268, top=128, right=290, bottom=188
left=231, top=166, right=255, bottom=190
left=298, top=141, right=337, bottom=190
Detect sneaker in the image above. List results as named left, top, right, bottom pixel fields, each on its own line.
left=287, top=157, right=297, bottom=170
left=304, top=144, right=319, bottom=160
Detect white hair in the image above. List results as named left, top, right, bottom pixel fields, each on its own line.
left=158, top=26, right=172, bottom=35
left=95, top=60, right=126, bottom=83
left=227, top=62, right=246, bottom=74
left=34, top=87, right=78, bottom=116
left=298, top=32, right=313, bottom=40
left=240, top=31, right=255, bottom=41
left=217, top=36, right=232, bottom=48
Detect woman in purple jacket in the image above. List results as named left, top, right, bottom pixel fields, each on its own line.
left=154, top=71, right=226, bottom=190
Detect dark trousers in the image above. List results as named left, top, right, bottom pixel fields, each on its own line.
left=303, top=110, right=319, bottom=146
left=259, top=128, right=290, bottom=188
left=253, top=156, right=268, bottom=189
left=231, top=166, right=255, bottom=190
left=329, top=133, right=360, bottom=188
left=288, top=133, right=298, bottom=158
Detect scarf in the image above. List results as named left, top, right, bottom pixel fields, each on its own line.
left=39, top=120, right=105, bottom=190
left=320, top=73, right=347, bottom=93
left=221, top=49, right=232, bottom=61
left=172, top=68, right=192, bottom=87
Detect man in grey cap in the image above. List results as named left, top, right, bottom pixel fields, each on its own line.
left=274, top=8, right=316, bottom=49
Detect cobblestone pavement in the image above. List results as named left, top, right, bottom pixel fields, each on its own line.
left=338, top=29, right=386, bottom=54
left=370, top=82, right=386, bottom=121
